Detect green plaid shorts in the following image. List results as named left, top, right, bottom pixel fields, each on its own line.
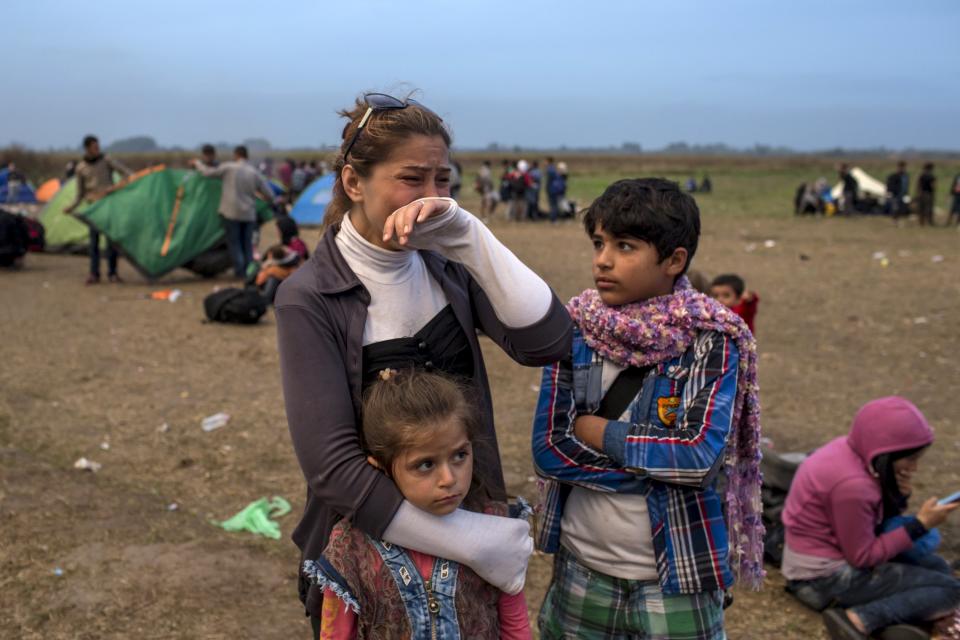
left=538, top=547, right=726, bottom=640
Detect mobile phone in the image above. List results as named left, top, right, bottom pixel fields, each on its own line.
left=937, top=491, right=960, bottom=506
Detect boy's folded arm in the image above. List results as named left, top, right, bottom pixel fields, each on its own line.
left=531, top=358, right=639, bottom=492
left=601, top=334, right=740, bottom=489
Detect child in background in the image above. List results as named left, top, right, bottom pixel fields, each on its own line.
left=711, top=273, right=759, bottom=334
left=306, top=368, right=531, bottom=640
left=275, top=214, right=309, bottom=261
left=532, top=178, right=764, bottom=640
left=255, top=244, right=301, bottom=303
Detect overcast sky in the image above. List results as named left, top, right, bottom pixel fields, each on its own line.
left=6, top=0, right=958, bottom=151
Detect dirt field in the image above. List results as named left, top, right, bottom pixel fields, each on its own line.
left=2, top=202, right=959, bottom=638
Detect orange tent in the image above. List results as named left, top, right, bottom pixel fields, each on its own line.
left=36, top=178, right=61, bottom=203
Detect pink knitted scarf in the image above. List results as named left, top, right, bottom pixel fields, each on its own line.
left=567, top=276, right=766, bottom=589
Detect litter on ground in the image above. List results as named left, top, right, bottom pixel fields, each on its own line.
left=73, top=457, right=102, bottom=472
left=216, top=496, right=291, bottom=540
left=201, top=413, right=230, bottom=432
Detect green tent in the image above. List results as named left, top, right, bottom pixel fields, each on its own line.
left=38, top=177, right=101, bottom=252
left=76, top=169, right=273, bottom=280
left=39, top=167, right=160, bottom=252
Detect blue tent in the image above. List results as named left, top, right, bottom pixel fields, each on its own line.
left=289, top=173, right=335, bottom=225
left=0, top=168, right=37, bottom=203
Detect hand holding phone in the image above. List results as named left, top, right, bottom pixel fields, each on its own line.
left=937, top=491, right=960, bottom=506
left=918, top=497, right=960, bottom=530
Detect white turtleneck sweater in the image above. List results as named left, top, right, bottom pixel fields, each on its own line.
left=335, top=197, right=553, bottom=344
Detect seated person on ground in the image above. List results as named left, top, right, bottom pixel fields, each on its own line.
left=255, top=244, right=301, bottom=303
left=275, top=214, right=309, bottom=261
left=782, top=397, right=960, bottom=640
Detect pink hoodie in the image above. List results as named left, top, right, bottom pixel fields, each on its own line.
left=782, top=397, right=934, bottom=570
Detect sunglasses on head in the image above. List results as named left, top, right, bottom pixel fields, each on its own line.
left=342, top=93, right=440, bottom=162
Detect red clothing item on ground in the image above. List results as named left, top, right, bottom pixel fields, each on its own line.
left=320, top=547, right=531, bottom=639
left=731, top=293, right=759, bottom=334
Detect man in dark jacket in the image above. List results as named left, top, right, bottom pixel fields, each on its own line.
left=916, top=163, right=936, bottom=227
left=839, top=164, right=858, bottom=215
left=885, top=161, right=909, bottom=219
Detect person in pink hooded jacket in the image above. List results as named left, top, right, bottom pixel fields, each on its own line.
left=781, top=397, right=960, bottom=639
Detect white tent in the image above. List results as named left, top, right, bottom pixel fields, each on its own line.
left=831, top=167, right=887, bottom=202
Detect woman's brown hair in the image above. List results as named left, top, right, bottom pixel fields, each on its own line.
left=323, top=93, right=451, bottom=231
left=361, top=368, right=488, bottom=509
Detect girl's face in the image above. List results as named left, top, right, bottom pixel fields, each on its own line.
left=388, top=417, right=473, bottom=516
left=343, top=134, right=451, bottom=250
left=893, top=450, right=925, bottom=495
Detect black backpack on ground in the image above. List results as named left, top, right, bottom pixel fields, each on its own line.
left=185, top=244, right=232, bottom=278
left=23, top=216, right=45, bottom=252
left=203, top=287, right=267, bottom=324
left=759, top=446, right=807, bottom=567
left=0, top=208, right=30, bottom=267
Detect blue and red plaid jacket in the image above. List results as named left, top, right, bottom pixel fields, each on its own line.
left=531, top=326, right=740, bottom=595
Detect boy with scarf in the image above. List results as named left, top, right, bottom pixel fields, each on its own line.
left=532, top=178, right=764, bottom=640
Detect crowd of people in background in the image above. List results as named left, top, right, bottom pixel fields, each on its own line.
left=473, top=157, right=573, bottom=223
left=795, top=161, right=960, bottom=227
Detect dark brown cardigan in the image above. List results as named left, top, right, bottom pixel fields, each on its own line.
left=275, top=225, right=572, bottom=615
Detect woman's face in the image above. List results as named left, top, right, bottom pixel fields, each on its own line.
left=346, top=134, right=451, bottom=249
left=893, top=450, right=925, bottom=495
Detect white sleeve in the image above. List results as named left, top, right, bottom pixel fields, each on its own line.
left=405, top=197, right=553, bottom=328
left=383, top=501, right=532, bottom=595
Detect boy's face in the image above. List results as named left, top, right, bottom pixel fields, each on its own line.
left=591, top=224, right=686, bottom=306
left=710, top=284, right=739, bottom=308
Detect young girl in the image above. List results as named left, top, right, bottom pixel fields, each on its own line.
left=782, top=397, right=960, bottom=639
left=275, top=214, right=309, bottom=260
left=305, top=368, right=532, bottom=640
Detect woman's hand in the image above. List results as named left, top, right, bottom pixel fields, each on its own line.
left=382, top=197, right=456, bottom=246
left=917, top=497, right=959, bottom=530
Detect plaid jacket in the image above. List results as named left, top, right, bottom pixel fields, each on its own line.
left=531, top=327, right=739, bottom=595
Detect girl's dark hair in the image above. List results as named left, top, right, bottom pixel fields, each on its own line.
left=873, top=445, right=928, bottom=520
left=361, top=368, right=487, bottom=509
left=583, top=178, right=700, bottom=275
left=275, top=214, right=299, bottom=245
left=323, top=93, right=451, bottom=231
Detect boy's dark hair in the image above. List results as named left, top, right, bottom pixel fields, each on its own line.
left=82, top=135, right=98, bottom=149
left=583, top=178, right=700, bottom=275
left=711, top=273, right=745, bottom=297
left=201, top=144, right=216, bottom=155
left=234, top=145, right=249, bottom=159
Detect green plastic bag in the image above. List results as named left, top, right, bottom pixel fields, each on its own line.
left=217, top=496, right=291, bottom=540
